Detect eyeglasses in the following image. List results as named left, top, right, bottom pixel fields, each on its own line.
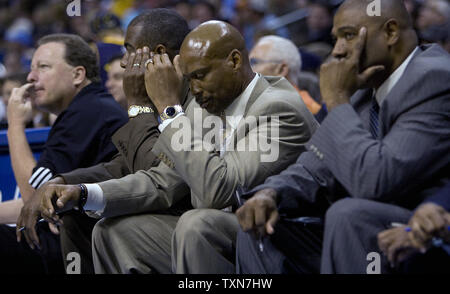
left=250, top=58, right=283, bottom=67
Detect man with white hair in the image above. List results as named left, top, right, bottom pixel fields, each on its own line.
left=250, top=35, right=327, bottom=122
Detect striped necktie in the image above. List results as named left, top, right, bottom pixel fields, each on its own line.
left=369, top=97, right=380, bottom=139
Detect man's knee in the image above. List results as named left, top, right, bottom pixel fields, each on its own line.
left=92, top=217, right=119, bottom=246
left=325, top=198, right=372, bottom=225
left=175, top=209, right=212, bottom=239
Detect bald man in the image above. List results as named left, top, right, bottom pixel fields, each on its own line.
left=235, top=0, right=450, bottom=274
left=39, top=21, right=318, bottom=273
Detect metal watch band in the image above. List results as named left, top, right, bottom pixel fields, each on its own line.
left=128, top=105, right=154, bottom=118
left=160, top=104, right=183, bottom=121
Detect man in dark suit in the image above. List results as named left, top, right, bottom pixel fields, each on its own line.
left=16, top=9, right=191, bottom=274
left=235, top=0, right=450, bottom=274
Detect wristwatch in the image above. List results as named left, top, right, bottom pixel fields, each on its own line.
left=78, top=184, right=88, bottom=214
left=159, top=105, right=184, bottom=122
left=128, top=105, right=154, bottom=118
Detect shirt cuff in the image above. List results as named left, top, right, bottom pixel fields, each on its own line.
left=84, top=183, right=106, bottom=213
left=158, top=112, right=185, bottom=132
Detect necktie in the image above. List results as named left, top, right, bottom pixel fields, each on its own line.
left=369, top=98, right=380, bottom=139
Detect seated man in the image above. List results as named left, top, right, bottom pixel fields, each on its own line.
left=16, top=9, right=191, bottom=274
left=39, top=21, right=318, bottom=274
left=378, top=183, right=450, bottom=273
left=0, top=33, right=127, bottom=274
left=250, top=35, right=327, bottom=122
left=105, top=54, right=127, bottom=110
left=235, top=0, right=450, bottom=274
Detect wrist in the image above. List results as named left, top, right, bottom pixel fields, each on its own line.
left=260, top=188, right=278, bottom=202
left=77, top=184, right=88, bottom=213
left=7, top=120, right=26, bottom=130
left=158, top=104, right=184, bottom=123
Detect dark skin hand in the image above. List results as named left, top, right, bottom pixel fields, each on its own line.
left=122, top=47, right=155, bottom=108
left=320, top=27, right=385, bottom=110
left=236, top=188, right=279, bottom=238
left=38, top=184, right=81, bottom=225
left=378, top=203, right=450, bottom=267
left=16, top=176, right=65, bottom=249
left=408, top=203, right=450, bottom=247
left=144, top=48, right=184, bottom=114
left=378, top=226, right=419, bottom=268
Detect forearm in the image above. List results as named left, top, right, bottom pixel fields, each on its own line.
left=59, top=155, right=128, bottom=184
left=99, top=165, right=189, bottom=218
left=7, top=124, right=36, bottom=202
left=0, top=199, right=24, bottom=224
left=308, top=103, right=450, bottom=202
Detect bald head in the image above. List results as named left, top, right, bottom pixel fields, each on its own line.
left=179, top=21, right=255, bottom=115
left=338, top=0, right=414, bottom=29
left=180, top=20, right=247, bottom=60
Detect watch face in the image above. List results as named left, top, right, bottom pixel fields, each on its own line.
left=165, top=106, right=176, bottom=117
left=128, top=106, right=139, bottom=116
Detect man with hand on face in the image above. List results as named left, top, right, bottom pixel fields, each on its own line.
left=0, top=34, right=127, bottom=274
left=39, top=20, right=318, bottom=274
left=16, top=9, right=191, bottom=274
left=235, top=0, right=450, bottom=274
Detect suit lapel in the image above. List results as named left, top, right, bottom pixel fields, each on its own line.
left=378, top=46, right=424, bottom=138
left=243, top=75, right=271, bottom=116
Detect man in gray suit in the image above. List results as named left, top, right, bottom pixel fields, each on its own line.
left=38, top=21, right=318, bottom=273
left=236, top=0, right=450, bottom=274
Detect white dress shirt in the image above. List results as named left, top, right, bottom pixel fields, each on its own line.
left=374, top=47, right=419, bottom=105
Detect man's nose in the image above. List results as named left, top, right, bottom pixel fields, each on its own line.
left=27, top=70, right=37, bottom=83
left=331, top=39, right=347, bottom=59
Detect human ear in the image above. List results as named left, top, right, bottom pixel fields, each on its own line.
left=227, top=49, right=242, bottom=71
left=384, top=19, right=400, bottom=46
left=277, top=63, right=289, bottom=77
left=73, top=66, right=86, bottom=87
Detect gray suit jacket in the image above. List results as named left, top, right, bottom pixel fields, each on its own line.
left=97, top=75, right=319, bottom=217
left=251, top=44, right=450, bottom=215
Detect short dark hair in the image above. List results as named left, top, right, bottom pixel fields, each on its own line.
left=37, top=34, right=100, bottom=83
left=129, top=8, right=190, bottom=54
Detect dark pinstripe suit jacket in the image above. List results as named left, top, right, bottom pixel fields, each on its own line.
left=249, top=44, right=450, bottom=215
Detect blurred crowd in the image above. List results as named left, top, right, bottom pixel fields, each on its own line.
left=0, top=0, right=449, bottom=128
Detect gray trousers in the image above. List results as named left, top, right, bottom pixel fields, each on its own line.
left=92, top=213, right=179, bottom=274
left=320, top=198, right=412, bottom=274
left=172, top=209, right=240, bottom=274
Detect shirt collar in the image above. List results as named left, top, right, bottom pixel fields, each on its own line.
left=374, top=46, right=419, bottom=105
left=224, top=73, right=259, bottom=130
